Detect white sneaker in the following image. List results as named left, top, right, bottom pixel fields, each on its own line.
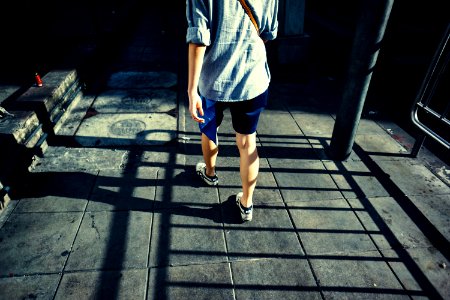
left=196, top=162, right=218, bottom=186
left=236, top=192, right=253, bottom=222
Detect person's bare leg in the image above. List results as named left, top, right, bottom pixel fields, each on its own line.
left=236, top=132, right=259, bottom=208
left=201, top=133, right=218, bottom=177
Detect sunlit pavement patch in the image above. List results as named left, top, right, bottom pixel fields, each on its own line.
left=106, top=71, right=177, bottom=89
left=75, top=113, right=177, bottom=146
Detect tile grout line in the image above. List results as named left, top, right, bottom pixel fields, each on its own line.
left=326, top=157, right=423, bottom=298
left=256, top=125, right=326, bottom=299
left=216, top=184, right=237, bottom=300
left=318, top=118, right=417, bottom=297
left=144, top=167, right=159, bottom=300
left=51, top=168, right=101, bottom=300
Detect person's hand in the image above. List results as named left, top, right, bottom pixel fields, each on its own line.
left=188, top=92, right=205, bottom=123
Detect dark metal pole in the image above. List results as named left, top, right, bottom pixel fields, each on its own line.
left=329, top=0, right=394, bottom=160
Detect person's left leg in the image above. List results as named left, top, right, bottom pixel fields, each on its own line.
left=230, top=90, right=268, bottom=219
left=235, top=132, right=259, bottom=208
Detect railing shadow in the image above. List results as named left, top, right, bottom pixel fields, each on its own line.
left=8, top=126, right=447, bottom=298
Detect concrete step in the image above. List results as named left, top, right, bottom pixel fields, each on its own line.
left=0, top=69, right=84, bottom=201
left=11, top=70, right=83, bottom=135
left=0, top=110, right=44, bottom=193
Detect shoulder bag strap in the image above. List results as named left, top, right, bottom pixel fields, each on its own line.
left=237, top=0, right=260, bottom=35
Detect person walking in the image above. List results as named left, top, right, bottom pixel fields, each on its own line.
left=186, top=0, right=278, bottom=222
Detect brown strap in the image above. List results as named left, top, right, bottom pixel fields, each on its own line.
left=238, top=0, right=260, bottom=35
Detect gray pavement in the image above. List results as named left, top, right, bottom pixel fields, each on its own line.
left=1, top=7, right=450, bottom=300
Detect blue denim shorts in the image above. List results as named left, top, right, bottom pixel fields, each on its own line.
left=199, top=89, right=268, bottom=144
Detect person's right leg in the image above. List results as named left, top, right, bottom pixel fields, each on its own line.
left=201, top=133, right=218, bottom=177
left=196, top=96, right=223, bottom=186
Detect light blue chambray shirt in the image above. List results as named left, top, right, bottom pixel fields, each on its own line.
left=186, top=0, right=279, bottom=101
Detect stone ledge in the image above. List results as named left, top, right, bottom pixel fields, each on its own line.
left=0, top=110, right=45, bottom=188
left=0, top=69, right=82, bottom=193
left=12, top=70, right=82, bottom=134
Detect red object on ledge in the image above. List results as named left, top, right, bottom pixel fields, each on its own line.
left=35, top=73, right=43, bottom=87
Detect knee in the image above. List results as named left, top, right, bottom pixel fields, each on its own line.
left=236, top=133, right=256, bottom=151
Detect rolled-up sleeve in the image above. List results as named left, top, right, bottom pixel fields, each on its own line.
left=186, top=0, right=211, bottom=46
left=260, top=0, right=279, bottom=41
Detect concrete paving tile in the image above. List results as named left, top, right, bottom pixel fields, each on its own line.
left=355, top=134, right=408, bottom=154
left=324, top=160, right=390, bottom=199
left=0, top=212, right=83, bottom=275
left=348, top=198, right=433, bottom=250
left=310, top=252, right=409, bottom=299
left=149, top=206, right=226, bottom=267
left=357, top=118, right=391, bottom=135
left=154, top=166, right=219, bottom=209
left=14, top=171, right=96, bottom=213
left=307, top=137, right=364, bottom=162
left=381, top=249, right=439, bottom=299
left=292, top=112, right=335, bottom=138
left=254, top=168, right=285, bottom=204
left=374, top=119, right=418, bottom=152
left=140, top=148, right=180, bottom=169
left=33, top=147, right=129, bottom=172
left=375, top=159, right=450, bottom=197
left=74, top=113, right=177, bottom=147
left=93, top=89, right=177, bottom=113
left=257, top=111, right=304, bottom=136
left=87, top=167, right=157, bottom=211
left=65, top=211, right=152, bottom=271
left=224, top=204, right=303, bottom=260
left=287, top=199, right=378, bottom=255
left=0, top=274, right=61, bottom=300
left=305, top=137, right=333, bottom=159
left=231, top=258, right=321, bottom=299
left=106, top=71, right=177, bottom=89
left=409, top=194, right=450, bottom=242
left=383, top=247, right=450, bottom=299
left=259, top=136, right=319, bottom=161
left=15, top=194, right=80, bottom=215
left=55, top=269, right=147, bottom=300
left=148, top=262, right=234, bottom=300
left=259, top=135, right=312, bottom=149
left=268, top=159, right=343, bottom=201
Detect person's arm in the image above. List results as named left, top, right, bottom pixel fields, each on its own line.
left=188, top=43, right=207, bottom=123
left=260, top=0, right=279, bottom=42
